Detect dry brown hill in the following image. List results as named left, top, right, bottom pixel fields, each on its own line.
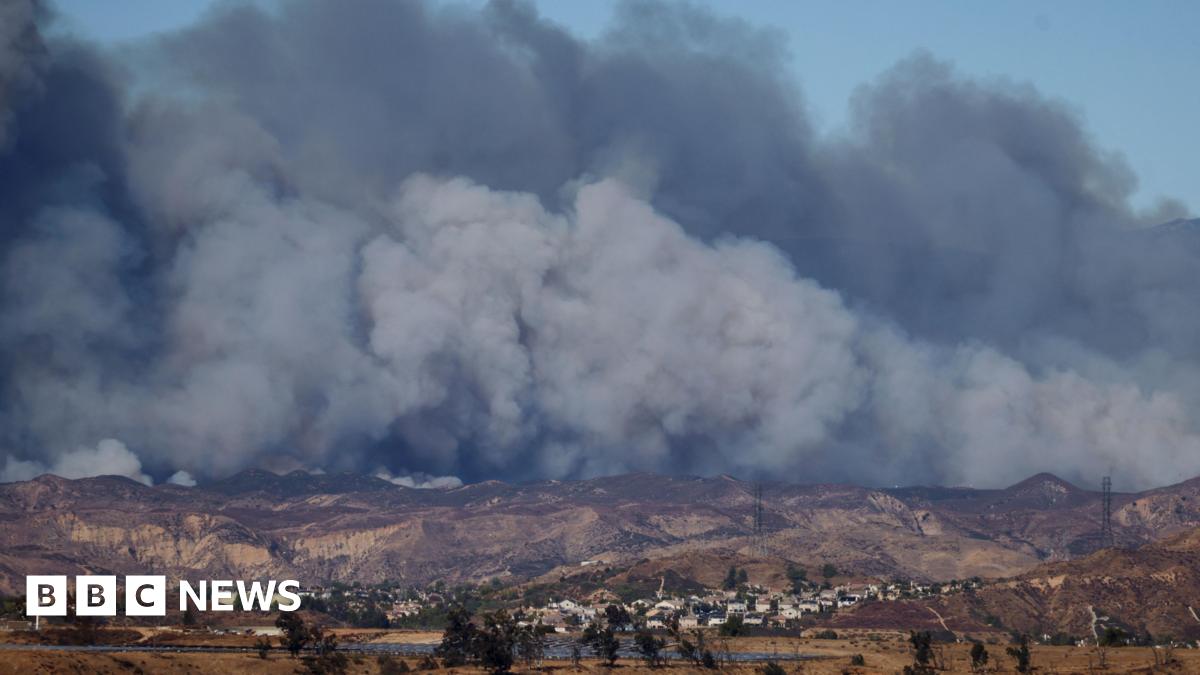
left=829, top=526, right=1200, bottom=641
left=2, top=471, right=1199, bottom=599
left=957, top=525, right=1200, bottom=640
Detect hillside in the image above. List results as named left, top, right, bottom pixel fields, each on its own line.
left=1, top=471, right=1199, bottom=597
left=822, top=526, right=1200, bottom=641
left=959, top=525, right=1200, bottom=640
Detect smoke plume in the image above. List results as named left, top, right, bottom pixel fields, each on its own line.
left=1, top=0, right=1197, bottom=490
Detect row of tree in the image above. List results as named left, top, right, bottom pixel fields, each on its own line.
left=435, top=606, right=552, bottom=673
left=903, top=630, right=1030, bottom=675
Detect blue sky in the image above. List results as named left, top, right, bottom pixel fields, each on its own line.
left=53, top=0, right=1198, bottom=213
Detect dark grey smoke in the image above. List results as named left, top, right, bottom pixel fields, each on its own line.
left=1, top=0, right=1197, bottom=490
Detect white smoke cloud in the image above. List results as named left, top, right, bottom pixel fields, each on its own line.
left=0, top=439, right=152, bottom=485
left=4, top=171, right=1198, bottom=490
left=356, top=177, right=1200, bottom=488
left=373, top=468, right=463, bottom=490
left=166, top=470, right=197, bottom=487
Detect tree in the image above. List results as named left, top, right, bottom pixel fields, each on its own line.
left=760, top=662, right=787, bottom=675
left=582, top=620, right=620, bottom=666
left=723, top=566, right=739, bottom=591
left=634, top=626, right=665, bottom=666
left=435, top=604, right=477, bottom=667
left=903, top=631, right=935, bottom=675
left=719, top=614, right=746, bottom=637
left=1099, top=626, right=1127, bottom=647
left=604, top=603, right=632, bottom=631
left=298, top=626, right=347, bottom=675
left=1006, top=634, right=1033, bottom=674
left=475, top=610, right=518, bottom=674
left=312, top=626, right=338, bottom=656
left=910, top=631, right=933, bottom=665
left=821, top=563, right=838, bottom=579
left=276, top=612, right=312, bottom=657
left=569, top=643, right=582, bottom=669
left=516, top=623, right=546, bottom=669
left=255, top=637, right=272, bottom=659
left=786, top=564, right=808, bottom=593
left=737, top=568, right=749, bottom=584
left=969, top=642, right=989, bottom=672
left=668, top=618, right=698, bottom=665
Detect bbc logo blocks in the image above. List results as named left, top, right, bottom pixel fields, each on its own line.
left=25, top=575, right=66, bottom=616
left=26, top=575, right=166, bottom=616
left=25, top=576, right=302, bottom=616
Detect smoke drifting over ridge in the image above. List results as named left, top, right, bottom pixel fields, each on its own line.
left=1, top=0, right=1197, bottom=490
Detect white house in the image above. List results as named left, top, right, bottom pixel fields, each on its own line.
left=837, top=594, right=861, bottom=608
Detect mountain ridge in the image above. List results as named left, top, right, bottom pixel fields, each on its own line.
left=2, top=470, right=1199, bottom=596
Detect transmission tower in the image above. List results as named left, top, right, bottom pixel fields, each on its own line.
left=1100, top=475, right=1114, bottom=548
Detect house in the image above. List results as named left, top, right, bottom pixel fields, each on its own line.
left=538, top=611, right=567, bottom=629
left=726, top=600, right=747, bottom=614
left=679, top=615, right=699, bottom=628
left=645, top=616, right=666, bottom=629
left=837, top=594, right=861, bottom=608
left=706, top=612, right=728, bottom=626
left=742, top=613, right=764, bottom=626
left=797, top=600, right=820, bottom=614
left=778, top=607, right=802, bottom=619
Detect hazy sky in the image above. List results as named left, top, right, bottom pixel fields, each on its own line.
left=51, top=0, right=1199, bottom=215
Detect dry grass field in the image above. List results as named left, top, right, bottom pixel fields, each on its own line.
left=2, top=631, right=1198, bottom=674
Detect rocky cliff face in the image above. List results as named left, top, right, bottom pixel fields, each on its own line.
left=2, top=470, right=1198, bottom=595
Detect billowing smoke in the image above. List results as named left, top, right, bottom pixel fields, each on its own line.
left=0, top=438, right=152, bottom=485
left=0, top=0, right=1197, bottom=490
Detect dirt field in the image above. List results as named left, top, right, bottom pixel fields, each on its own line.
left=2, top=629, right=1198, bottom=673
left=1, top=641, right=1197, bottom=674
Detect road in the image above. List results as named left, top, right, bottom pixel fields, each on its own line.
left=926, top=606, right=957, bottom=642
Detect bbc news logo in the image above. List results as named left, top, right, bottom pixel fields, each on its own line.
left=26, top=576, right=302, bottom=616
